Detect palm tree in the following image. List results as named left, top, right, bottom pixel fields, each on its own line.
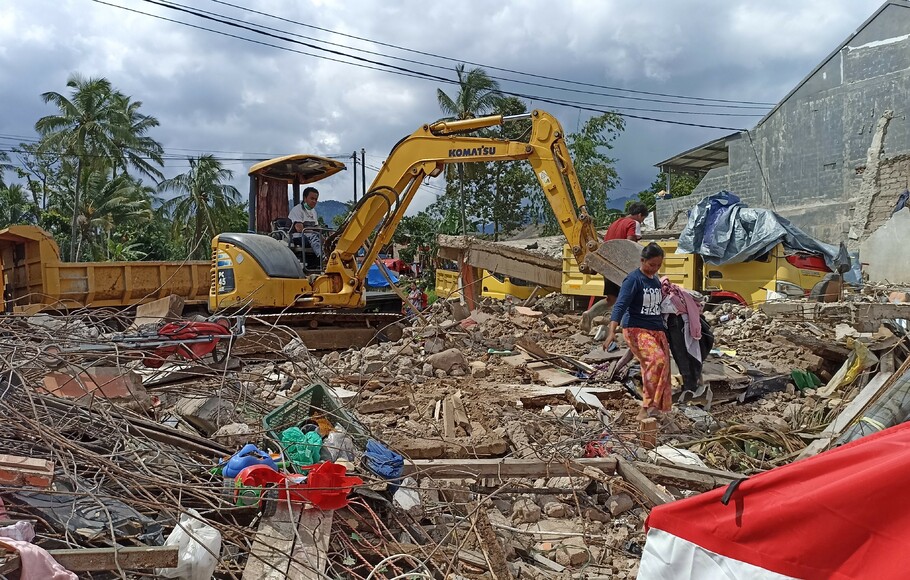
left=35, top=74, right=163, bottom=260
left=111, top=92, right=164, bottom=181
left=437, top=64, right=501, bottom=234
left=158, top=155, right=241, bottom=259
left=0, top=183, right=34, bottom=228
left=59, top=170, right=153, bottom=261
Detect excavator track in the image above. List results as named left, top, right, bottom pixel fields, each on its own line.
left=225, top=311, right=405, bottom=355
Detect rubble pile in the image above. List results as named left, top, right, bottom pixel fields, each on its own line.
left=0, top=289, right=907, bottom=577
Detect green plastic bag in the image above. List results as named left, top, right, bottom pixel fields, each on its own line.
left=280, top=427, right=323, bottom=469
left=791, top=369, right=822, bottom=392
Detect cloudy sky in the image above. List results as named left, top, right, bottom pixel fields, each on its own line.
left=0, top=0, right=889, bottom=214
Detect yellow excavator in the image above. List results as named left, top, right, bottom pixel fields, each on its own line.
left=210, top=110, right=609, bottom=314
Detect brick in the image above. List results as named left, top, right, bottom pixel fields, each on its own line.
left=0, top=454, right=54, bottom=488
left=42, top=368, right=150, bottom=409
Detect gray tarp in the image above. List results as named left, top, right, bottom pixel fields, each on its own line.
left=677, top=191, right=850, bottom=273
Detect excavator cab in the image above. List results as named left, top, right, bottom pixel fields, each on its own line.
left=211, top=155, right=346, bottom=310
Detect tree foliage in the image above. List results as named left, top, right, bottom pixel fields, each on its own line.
left=158, top=155, right=242, bottom=260
left=630, top=171, right=701, bottom=213
left=437, top=64, right=502, bottom=235
left=1, top=73, right=249, bottom=263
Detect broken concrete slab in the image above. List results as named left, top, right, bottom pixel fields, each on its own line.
left=175, top=396, right=236, bottom=436
left=132, top=295, right=185, bottom=328
left=356, top=396, right=411, bottom=415
left=426, top=348, right=468, bottom=373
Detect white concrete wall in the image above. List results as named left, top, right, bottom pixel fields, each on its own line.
left=860, top=208, right=910, bottom=283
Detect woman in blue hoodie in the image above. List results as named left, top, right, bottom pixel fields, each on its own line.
left=604, top=243, right=671, bottom=420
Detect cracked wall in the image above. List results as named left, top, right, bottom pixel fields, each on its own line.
left=656, top=3, right=910, bottom=246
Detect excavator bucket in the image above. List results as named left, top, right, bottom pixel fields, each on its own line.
left=582, top=239, right=642, bottom=286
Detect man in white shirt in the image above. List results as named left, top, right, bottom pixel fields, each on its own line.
left=287, top=187, right=322, bottom=258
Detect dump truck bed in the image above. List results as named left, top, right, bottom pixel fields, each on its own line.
left=0, top=226, right=209, bottom=314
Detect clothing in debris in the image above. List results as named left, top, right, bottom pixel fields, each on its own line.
left=660, top=278, right=714, bottom=392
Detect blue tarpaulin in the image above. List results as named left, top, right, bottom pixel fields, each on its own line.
left=677, top=191, right=851, bottom=273
left=366, top=263, right=399, bottom=288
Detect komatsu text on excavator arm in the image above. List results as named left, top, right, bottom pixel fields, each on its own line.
left=210, top=110, right=603, bottom=312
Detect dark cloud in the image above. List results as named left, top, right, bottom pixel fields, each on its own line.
left=0, top=0, right=886, bottom=213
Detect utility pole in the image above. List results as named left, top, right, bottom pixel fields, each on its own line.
left=361, top=148, right=366, bottom=200
left=352, top=151, right=358, bottom=203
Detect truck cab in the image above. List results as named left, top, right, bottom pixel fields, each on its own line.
left=561, top=240, right=831, bottom=307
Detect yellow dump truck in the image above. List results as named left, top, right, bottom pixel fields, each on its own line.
left=562, top=239, right=831, bottom=307
left=434, top=269, right=557, bottom=302
left=0, top=225, right=210, bottom=314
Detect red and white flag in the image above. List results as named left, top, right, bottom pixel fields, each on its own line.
left=639, top=421, right=910, bottom=579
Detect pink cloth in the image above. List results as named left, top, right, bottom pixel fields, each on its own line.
left=660, top=277, right=702, bottom=340
left=0, top=538, right=77, bottom=580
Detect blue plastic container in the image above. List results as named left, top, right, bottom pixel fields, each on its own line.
left=222, top=444, right=279, bottom=478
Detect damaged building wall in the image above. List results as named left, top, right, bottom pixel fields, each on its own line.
left=655, top=1, right=910, bottom=247
left=860, top=207, right=910, bottom=283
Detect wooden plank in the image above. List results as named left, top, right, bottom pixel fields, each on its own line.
left=442, top=397, right=456, bottom=439
left=287, top=508, right=333, bottom=580
left=452, top=394, right=470, bottom=427
left=615, top=456, right=674, bottom=507
left=633, top=461, right=742, bottom=493
left=48, top=546, right=178, bottom=572
left=401, top=457, right=617, bottom=479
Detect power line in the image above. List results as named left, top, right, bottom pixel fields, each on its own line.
left=208, top=0, right=777, bottom=107
left=91, top=0, right=749, bottom=131
left=161, top=0, right=768, bottom=112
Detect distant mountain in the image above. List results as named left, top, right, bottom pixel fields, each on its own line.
left=608, top=193, right=638, bottom=211
left=315, top=199, right=351, bottom=227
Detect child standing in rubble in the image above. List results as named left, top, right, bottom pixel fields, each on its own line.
left=604, top=243, right=671, bottom=420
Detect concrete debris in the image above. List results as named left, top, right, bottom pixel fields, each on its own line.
left=1, top=277, right=907, bottom=577
left=511, top=498, right=542, bottom=524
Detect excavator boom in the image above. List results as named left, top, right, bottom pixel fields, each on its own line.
left=210, top=110, right=604, bottom=312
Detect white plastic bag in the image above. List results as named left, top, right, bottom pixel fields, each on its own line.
left=320, top=426, right=355, bottom=462
left=156, top=509, right=222, bottom=580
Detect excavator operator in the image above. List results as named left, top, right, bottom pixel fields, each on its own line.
left=288, top=186, right=323, bottom=258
